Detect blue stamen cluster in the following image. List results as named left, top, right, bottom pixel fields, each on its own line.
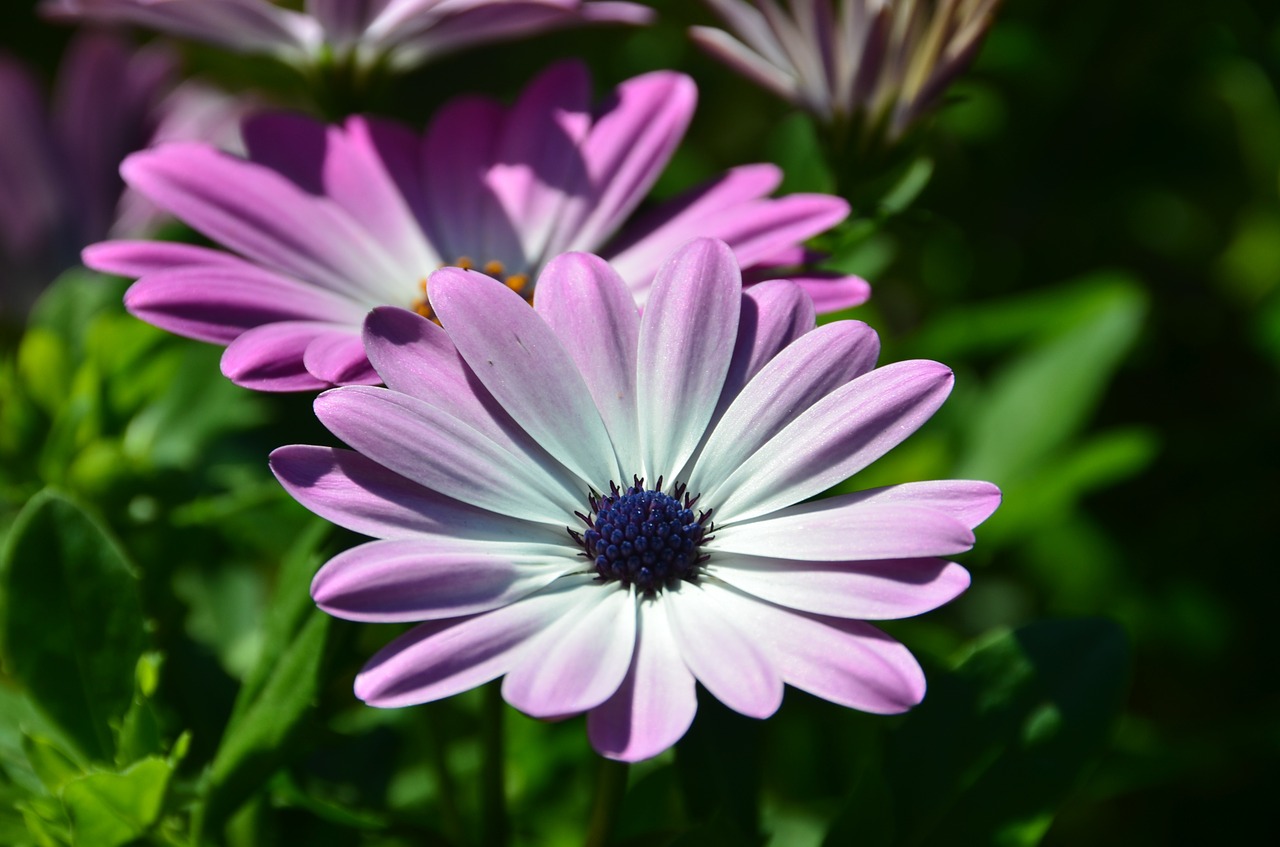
left=569, top=476, right=713, bottom=596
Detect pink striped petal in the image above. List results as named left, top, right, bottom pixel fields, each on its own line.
left=355, top=575, right=596, bottom=708
left=666, top=582, right=783, bottom=719
left=718, top=278, right=817, bottom=407
left=84, top=240, right=249, bottom=278
left=324, top=116, right=438, bottom=273
left=502, top=584, right=636, bottom=718
left=709, top=555, right=971, bottom=620
left=709, top=501, right=975, bottom=561
left=220, top=320, right=335, bottom=391
left=533, top=252, right=640, bottom=471
left=691, top=319, right=880, bottom=497
left=429, top=267, right=621, bottom=487
left=604, top=164, right=782, bottom=300
left=314, top=385, right=585, bottom=525
left=421, top=94, right=516, bottom=265
left=312, top=537, right=574, bottom=622
left=707, top=360, right=954, bottom=522
left=303, top=328, right=381, bottom=385
left=636, top=239, right=741, bottom=481
left=587, top=598, right=697, bottom=762
left=784, top=271, right=871, bottom=312
left=270, top=445, right=566, bottom=543
left=362, top=306, right=549, bottom=463
left=556, top=70, right=697, bottom=257
left=123, top=265, right=361, bottom=344
left=122, top=144, right=400, bottom=298
left=707, top=582, right=926, bottom=714
left=832, top=480, right=1003, bottom=530
left=487, top=60, right=591, bottom=267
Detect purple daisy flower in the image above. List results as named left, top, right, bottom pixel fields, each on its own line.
left=690, top=0, right=1000, bottom=140
left=0, top=31, right=243, bottom=321
left=86, top=61, right=867, bottom=391
left=41, top=0, right=654, bottom=73
left=270, top=238, right=999, bottom=762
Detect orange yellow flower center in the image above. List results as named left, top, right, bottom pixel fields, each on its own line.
left=411, top=257, right=532, bottom=322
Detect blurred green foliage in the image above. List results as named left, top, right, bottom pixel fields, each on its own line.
left=1, top=0, right=1277, bottom=844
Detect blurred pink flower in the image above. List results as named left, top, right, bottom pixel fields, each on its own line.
left=42, top=0, right=654, bottom=72
left=87, top=62, right=866, bottom=391
left=691, top=0, right=1000, bottom=140
left=0, top=32, right=243, bottom=320
left=270, top=238, right=999, bottom=761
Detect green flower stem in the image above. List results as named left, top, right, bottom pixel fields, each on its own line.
left=479, top=682, right=508, bottom=847
left=583, top=756, right=629, bottom=847
left=424, top=702, right=466, bottom=846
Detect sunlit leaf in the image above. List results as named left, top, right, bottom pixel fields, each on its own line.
left=59, top=756, right=171, bottom=847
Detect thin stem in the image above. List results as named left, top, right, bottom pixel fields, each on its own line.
left=424, top=702, right=467, bottom=846
left=479, top=682, right=508, bottom=847
left=583, top=757, right=630, bottom=847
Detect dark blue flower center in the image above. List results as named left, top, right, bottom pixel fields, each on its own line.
left=569, top=476, right=713, bottom=596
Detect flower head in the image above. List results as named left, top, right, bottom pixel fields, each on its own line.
left=0, top=32, right=243, bottom=321
left=87, top=62, right=866, bottom=391
left=691, top=0, right=1000, bottom=141
left=41, top=0, right=654, bottom=73
left=270, top=238, right=999, bottom=761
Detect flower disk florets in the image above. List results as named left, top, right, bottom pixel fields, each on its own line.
left=572, top=477, right=712, bottom=596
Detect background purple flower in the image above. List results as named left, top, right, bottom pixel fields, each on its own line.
left=0, top=31, right=244, bottom=321
left=41, top=0, right=654, bottom=72
left=691, top=0, right=1000, bottom=141
left=88, top=61, right=867, bottom=391
left=271, top=238, right=999, bottom=761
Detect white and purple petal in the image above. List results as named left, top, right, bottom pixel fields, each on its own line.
left=587, top=597, right=698, bottom=762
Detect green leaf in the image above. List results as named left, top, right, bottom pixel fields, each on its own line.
left=885, top=619, right=1130, bottom=846
left=194, top=520, right=333, bottom=840
left=59, top=756, right=172, bottom=847
left=0, top=490, right=148, bottom=762
left=197, top=611, right=331, bottom=841
left=227, top=520, right=330, bottom=728
left=15, top=330, right=70, bottom=416
left=115, top=654, right=166, bottom=767
left=877, top=158, right=934, bottom=217
left=21, top=735, right=84, bottom=793
left=767, top=113, right=835, bottom=195
left=956, top=277, right=1147, bottom=484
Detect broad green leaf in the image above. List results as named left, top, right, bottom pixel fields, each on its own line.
left=116, top=654, right=166, bottom=767
left=27, top=271, right=127, bottom=359
left=913, top=272, right=1143, bottom=358
left=227, top=520, right=330, bottom=728
left=60, top=756, right=172, bottom=847
left=21, top=735, right=84, bottom=793
left=195, top=520, right=333, bottom=839
left=982, top=428, right=1159, bottom=546
left=885, top=619, right=1129, bottom=846
left=0, top=685, right=83, bottom=796
left=956, top=278, right=1146, bottom=483
left=767, top=113, right=836, bottom=195
left=197, top=611, right=331, bottom=840
left=15, top=330, right=69, bottom=416
left=0, top=785, right=35, bottom=846
left=0, top=490, right=147, bottom=762
left=877, top=158, right=934, bottom=217
left=16, top=796, right=68, bottom=847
